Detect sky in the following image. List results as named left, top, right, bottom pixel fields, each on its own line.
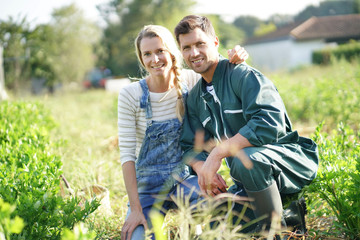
left=0, top=0, right=322, bottom=27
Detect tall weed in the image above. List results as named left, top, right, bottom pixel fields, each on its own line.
left=308, top=123, right=360, bottom=239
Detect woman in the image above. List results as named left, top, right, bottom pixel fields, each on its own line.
left=118, top=25, right=248, bottom=240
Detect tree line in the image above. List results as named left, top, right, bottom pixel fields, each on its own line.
left=0, top=0, right=358, bottom=95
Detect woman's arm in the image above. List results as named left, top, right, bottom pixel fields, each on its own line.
left=118, top=85, right=148, bottom=239
left=121, top=162, right=148, bottom=240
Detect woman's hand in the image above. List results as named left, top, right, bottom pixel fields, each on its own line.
left=121, top=210, right=148, bottom=240
left=228, top=45, right=249, bottom=64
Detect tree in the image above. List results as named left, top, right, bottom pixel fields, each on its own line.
left=267, top=14, right=294, bottom=28
left=295, top=0, right=357, bottom=22
left=356, top=0, right=360, bottom=12
left=48, top=4, right=101, bottom=86
left=0, top=17, right=31, bottom=92
left=253, top=22, right=277, bottom=37
left=99, top=0, right=195, bottom=77
left=233, top=15, right=262, bottom=38
left=27, top=24, right=57, bottom=92
left=0, top=5, right=100, bottom=94
left=205, top=15, right=245, bottom=51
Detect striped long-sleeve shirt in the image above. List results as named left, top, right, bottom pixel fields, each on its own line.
left=118, top=69, right=200, bottom=165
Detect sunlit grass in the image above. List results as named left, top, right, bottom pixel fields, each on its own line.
left=269, top=58, right=360, bottom=134
left=23, top=89, right=126, bottom=239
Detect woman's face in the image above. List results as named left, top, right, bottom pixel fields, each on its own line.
left=140, top=36, right=174, bottom=80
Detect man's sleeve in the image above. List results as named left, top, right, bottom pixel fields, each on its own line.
left=180, top=97, right=209, bottom=169
left=235, top=68, right=289, bottom=146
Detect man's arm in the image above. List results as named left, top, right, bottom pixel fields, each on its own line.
left=180, top=95, right=228, bottom=195
left=197, top=133, right=254, bottom=195
left=198, top=65, right=291, bottom=195
left=234, top=66, right=290, bottom=146
left=180, top=102, right=209, bottom=168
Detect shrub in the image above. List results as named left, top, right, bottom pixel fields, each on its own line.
left=0, top=101, right=100, bottom=239
left=313, top=41, right=360, bottom=65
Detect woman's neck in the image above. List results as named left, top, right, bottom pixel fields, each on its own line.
left=146, top=71, right=176, bottom=93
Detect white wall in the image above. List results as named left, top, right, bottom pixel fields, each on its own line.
left=245, top=38, right=336, bottom=72
left=290, top=40, right=334, bottom=68
left=245, top=38, right=293, bottom=72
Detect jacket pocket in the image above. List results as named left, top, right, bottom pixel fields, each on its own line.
left=201, top=116, right=211, bottom=127
left=224, top=109, right=243, bottom=114
left=199, top=111, right=212, bottom=129
left=223, top=102, right=243, bottom=115
left=223, top=103, right=246, bottom=129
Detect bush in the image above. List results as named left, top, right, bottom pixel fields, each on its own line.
left=0, top=101, right=100, bottom=239
left=308, top=123, right=360, bottom=239
left=313, top=41, right=360, bottom=65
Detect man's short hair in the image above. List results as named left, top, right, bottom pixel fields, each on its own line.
left=174, top=15, right=216, bottom=44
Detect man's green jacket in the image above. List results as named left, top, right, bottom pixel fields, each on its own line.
left=180, top=58, right=319, bottom=179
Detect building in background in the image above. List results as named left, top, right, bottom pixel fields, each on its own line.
left=244, top=14, right=360, bottom=72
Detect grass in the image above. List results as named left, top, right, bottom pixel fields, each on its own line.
left=269, top=58, right=360, bottom=134
left=16, top=58, right=360, bottom=239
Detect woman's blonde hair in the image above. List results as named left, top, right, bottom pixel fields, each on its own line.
left=135, top=25, right=185, bottom=121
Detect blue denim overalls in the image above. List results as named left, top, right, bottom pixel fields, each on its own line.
left=126, top=79, right=200, bottom=240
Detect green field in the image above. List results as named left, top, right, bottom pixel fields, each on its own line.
left=2, top=58, right=359, bottom=239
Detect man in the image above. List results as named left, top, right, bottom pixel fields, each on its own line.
left=174, top=15, right=319, bottom=232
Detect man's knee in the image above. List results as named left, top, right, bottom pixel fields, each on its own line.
left=229, top=147, right=274, bottom=191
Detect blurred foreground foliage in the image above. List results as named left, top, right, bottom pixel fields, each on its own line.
left=0, top=101, right=100, bottom=239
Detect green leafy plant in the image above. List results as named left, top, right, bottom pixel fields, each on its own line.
left=0, top=101, right=100, bottom=239
left=61, top=222, right=96, bottom=240
left=308, top=122, right=360, bottom=239
left=0, top=198, right=24, bottom=240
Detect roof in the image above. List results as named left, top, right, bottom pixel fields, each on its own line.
left=245, top=14, right=360, bottom=45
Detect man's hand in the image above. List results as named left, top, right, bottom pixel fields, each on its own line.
left=121, top=210, right=148, bottom=240
left=196, top=148, right=228, bottom=196
left=210, top=173, right=228, bottom=196
left=192, top=160, right=228, bottom=196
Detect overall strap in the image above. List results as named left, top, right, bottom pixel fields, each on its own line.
left=139, top=79, right=152, bottom=119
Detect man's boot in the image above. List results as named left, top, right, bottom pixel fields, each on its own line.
left=283, top=197, right=307, bottom=234
left=246, top=182, right=284, bottom=232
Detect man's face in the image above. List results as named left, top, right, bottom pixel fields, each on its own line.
left=178, top=28, right=219, bottom=76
